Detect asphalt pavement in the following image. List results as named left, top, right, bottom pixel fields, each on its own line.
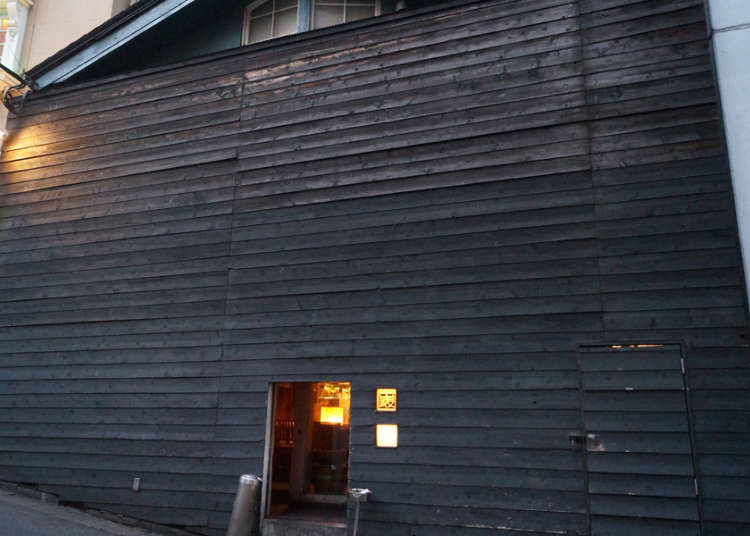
left=0, top=488, right=162, bottom=536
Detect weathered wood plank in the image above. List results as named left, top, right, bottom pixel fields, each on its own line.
left=0, top=0, right=745, bottom=534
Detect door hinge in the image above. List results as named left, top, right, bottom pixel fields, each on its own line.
left=681, top=358, right=686, bottom=375
left=694, top=478, right=699, bottom=496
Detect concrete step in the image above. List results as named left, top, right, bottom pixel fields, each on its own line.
left=262, top=518, right=347, bottom=536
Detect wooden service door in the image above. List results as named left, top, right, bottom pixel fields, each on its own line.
left=578, top=345, right=702, bottom=536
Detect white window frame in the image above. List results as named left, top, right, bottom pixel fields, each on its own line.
left=242, top=0, right=300, bottom=46
left=310, top=0, right=380, bottom=31
left=242, top=0, right=380, bottom=45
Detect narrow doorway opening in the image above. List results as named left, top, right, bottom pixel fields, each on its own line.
left=266, top=381, right=351, bottom=523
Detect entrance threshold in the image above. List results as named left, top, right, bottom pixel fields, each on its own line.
left=263, top=503, right=346, bottom=536
left=263, top=518, right=346, bottom=536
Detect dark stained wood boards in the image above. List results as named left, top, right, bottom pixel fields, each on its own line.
left=0, top=1, right=747, bottom=535
left=580, top=345, right=701, bottom=536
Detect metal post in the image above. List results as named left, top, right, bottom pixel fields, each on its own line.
left=348, top=488, right=372, bottom=536
left=227, top=474, right=262, bottom=536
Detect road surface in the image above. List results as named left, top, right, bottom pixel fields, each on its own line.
left=0, top=488, right=161, bottom=536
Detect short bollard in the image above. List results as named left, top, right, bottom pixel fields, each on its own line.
left=348, top=488, right=372, bottom=536
left=227, top=474, right=262, bottom=536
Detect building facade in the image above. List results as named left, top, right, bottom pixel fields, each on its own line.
left=0, top=1, right=749, bottom=535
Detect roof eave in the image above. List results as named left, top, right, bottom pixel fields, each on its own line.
left=27, top=0, right=199, bottom=89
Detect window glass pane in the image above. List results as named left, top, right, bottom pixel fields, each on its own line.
left=0, top=0, right=31, bottom=72
left=277, top=0, right=297, bottom=9
left=346, top=5, right=375, bottom=22
left=252, top=0, right=273, bottom=16
left=249, top=13, right=273, bottom=42
left=312, top=5, right=344, bottom=29
left=274, top=7, right=298, bottom=37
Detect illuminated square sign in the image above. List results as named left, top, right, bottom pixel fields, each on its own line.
left=376, top=388, right=397, bottom=412
left=376, top=424, right=398, bottom=448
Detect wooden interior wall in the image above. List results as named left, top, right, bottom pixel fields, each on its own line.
left=0, top=1, right=747, bottom=535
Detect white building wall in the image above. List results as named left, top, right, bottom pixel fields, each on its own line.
left=20, top=0, right=114, bottom=69
left=708, top=0, right=750, bottom=307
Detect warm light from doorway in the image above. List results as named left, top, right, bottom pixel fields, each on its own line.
left=319, top=406, right=344, bottom=425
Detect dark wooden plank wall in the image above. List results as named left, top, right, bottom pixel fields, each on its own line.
left=0, top=1, right=747, bottom=535
left=580, top=1, right=750, bottom=534
left=0, top=39, right=248, bottom=535
left=232, top=2, right=595, bottom=534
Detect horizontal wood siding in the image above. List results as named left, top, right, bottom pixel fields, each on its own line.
left=228, top=3, right=595, bottom=535
left=580, top=345, right=701, bottom=536
left=0, top=50, right=245, bottom=535
left=0, top=1, right=746, bottom=535
left=581, top=1, right=750, bottom=534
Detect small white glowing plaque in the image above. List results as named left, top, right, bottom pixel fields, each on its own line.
left=376, top=424, right=398, bottom=448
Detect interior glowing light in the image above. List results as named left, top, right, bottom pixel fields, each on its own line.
left=319, top=406, right=344, bottom=425
left=376, top=424, right=398, bottom=448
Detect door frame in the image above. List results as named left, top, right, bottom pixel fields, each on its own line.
left=259, top=380, right=353, bottom=526
left=259, top=383, right=276, bottom=526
